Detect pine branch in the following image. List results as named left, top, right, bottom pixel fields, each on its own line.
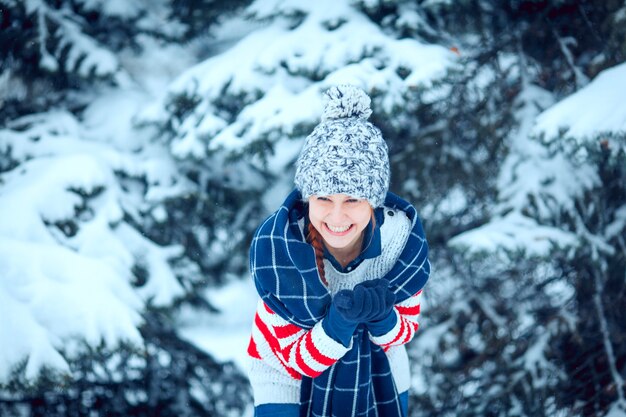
left=593, top=266, right=626, bottom=405
left=26, top=0, right=122, bottom=80
left=549, top=24, right=590, bottom=89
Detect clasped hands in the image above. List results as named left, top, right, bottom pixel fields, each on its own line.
left=323, top=278, right=396, bottom=346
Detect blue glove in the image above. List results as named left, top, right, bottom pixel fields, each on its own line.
left=323, top=279, right=397, bottom=345
left=360, top=279, right=398, bottom=336
left=359, top=279, right=396, bottom=322
left=322, top=290, right=361, bottom=347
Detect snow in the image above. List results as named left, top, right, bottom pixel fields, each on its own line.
left=533, top=62, right=626, bottom=142
left=387, top=39, right=454, bottom=88
left=605, top=403, right=626, bottom=417
left=140, top=0, right=455, bottom=169
left=0, top=8, right=222, bottom=381
left=176, top=278, right=258, bottom=372
left=606, top=205, right=626, bottom=240
left=499, top=148, right=600, bottom=219
left=59, top=17, right=119, bottom=77
left=0, top=237, right=143, bottom=381
left=450, top=69, right=618, bottom=260
left=521, top=331, right=553, bottom=388
left=27, top=0, right=121, bottom=77
left=0, top=87, right=187, bottom=383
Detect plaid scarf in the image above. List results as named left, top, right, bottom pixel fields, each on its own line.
left=250, top=190, right=430, bottom=417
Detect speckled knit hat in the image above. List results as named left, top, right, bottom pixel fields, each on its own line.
left=294, top=85, right=390, bottom=208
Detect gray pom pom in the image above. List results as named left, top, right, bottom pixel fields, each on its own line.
left=321, top=85, right=372, bottom=121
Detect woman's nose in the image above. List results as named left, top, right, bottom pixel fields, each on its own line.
left=328, top=203, right=347, bottom=221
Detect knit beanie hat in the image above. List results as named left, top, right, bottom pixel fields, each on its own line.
left=294, top=85, right=390, bottom=208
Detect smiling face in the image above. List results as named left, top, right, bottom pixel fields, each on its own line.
left=308, top=194, right=372, bottom=260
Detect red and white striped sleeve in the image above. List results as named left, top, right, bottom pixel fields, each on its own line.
left=247, top=299, right=350, bottom=379
left=369, top=290, right=422, bottom=350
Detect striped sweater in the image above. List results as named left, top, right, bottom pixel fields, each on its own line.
left=247, top=207, right=423, bottom=406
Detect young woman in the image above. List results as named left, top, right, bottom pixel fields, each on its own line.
left=247, top=85, right=430, bottom=417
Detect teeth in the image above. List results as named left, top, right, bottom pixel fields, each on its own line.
left=327, top=224, right=350, bottom=233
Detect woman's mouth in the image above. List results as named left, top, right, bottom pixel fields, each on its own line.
left=324, top=223, right=353, bottom=236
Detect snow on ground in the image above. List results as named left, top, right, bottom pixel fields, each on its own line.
left=176, top=278, right=258, bottom=373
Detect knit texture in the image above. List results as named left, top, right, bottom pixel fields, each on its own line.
left=294, top=85, right=390, bottom=208
left=249, top=189, right=430, bottom=416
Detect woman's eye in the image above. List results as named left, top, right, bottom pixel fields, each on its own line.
left=346, top=199, right=360, bottom=203
left=317, top=196, right=330, bottom=202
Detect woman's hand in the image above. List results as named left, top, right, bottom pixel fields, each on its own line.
left=323, top=279, right=396, bottom=346
left=335, top=279, right=396, bottom=322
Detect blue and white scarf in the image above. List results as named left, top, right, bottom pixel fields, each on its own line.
left=250, top=189, right=430, bottom=417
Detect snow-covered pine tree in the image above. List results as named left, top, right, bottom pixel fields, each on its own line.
left=0, top=1, right=252, bottom=416
left=436, top=1, right=626, bottom=416
left=0, top=0, right=181, bottom=122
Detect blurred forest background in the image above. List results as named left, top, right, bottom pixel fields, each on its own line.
left=1, top=0, right=625, bottom=416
